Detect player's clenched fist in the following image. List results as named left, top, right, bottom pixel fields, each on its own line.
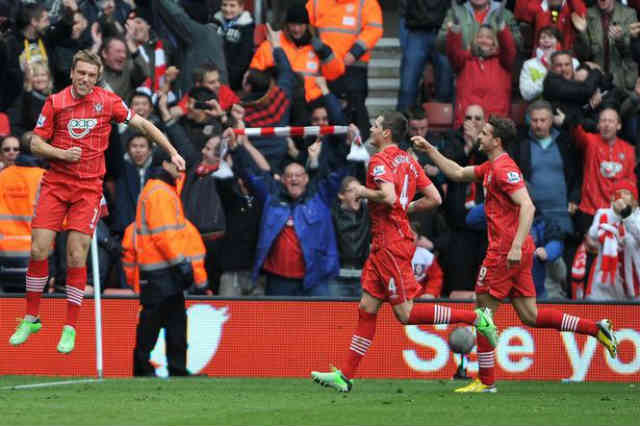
left=61, top=146, right=82, bottom=162
left=171, top=152, right=186, bottom=172
left=410, top=135, right=434, bottom=152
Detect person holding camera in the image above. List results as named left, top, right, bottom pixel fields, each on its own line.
left=131, top=150, right=204, bottom=377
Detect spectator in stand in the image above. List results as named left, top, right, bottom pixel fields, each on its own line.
left=446, top=19, right=517, bottom=129
left=570, top=107, right=637, bottom=238
left=79, top=0, right=131, bottom=34
left=0, top=141, right=45, bottom=293
left=155, top=0, right=228, bottom=98
left=585, top=179, right=640, bottom=301
left=519, top=26, right=579, bottom=102
left=7, top=61, right=52, bottom=139
left=518, top=0, right=586, bottom=53
left=124, top=8, right=177, bottom=100
left=512, top=100, right=578, bottom=238
left=112, top=134, right=154, bottom=236
left=226, top=117, right=360, bottom=297
left=251, top=4, right=343, bottom=125
left=0, top=0, right=23, bottom=112
left=0, top=135, right=22, bottom=171
left=437, top=104, right=488, bottom=296
left=396, top=0, right=453, bottom=111
left=306, top=0, right=383, bottom=141
left=169, top=62, right=240, bottom=124
left=239, top=24, right=296, bottom=172
left=7, top=1, right=75, bottom=83
left=329, top=176, right=370, bottom=298
left=437, top=0, right=522, bottom=52
left=531, top=207, right=568, bottom=299
left=572, top=0, right=638, bottom=93
left=51, top=10, right=95, bottom=91
left=212, top=0, right=255, bottom=92
left=100, top=36, right=150, bottom=101
left=543, top=50, right=599, bottom=125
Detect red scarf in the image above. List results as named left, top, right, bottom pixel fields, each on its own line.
left=597, top=213, right=623, bottom=285
left=141, top=40, right=167, bottom=92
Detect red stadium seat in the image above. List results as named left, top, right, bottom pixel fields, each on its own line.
left=511, top=101, right=529, bottom=126
left=422, top=102, right=454, bottom=131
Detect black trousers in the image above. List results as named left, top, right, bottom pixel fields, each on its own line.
left=133, top=292, right=189, bottom=377
left=330, top=66, right=370, bottom=141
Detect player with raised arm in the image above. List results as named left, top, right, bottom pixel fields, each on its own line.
left=413, top=115, right=617, bottom=393
left=311, top=111, right=497, bottom=392
left=9, top=50, right=185, bottom=354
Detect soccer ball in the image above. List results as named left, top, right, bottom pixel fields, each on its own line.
left=448, top=326, right=475, bottom=354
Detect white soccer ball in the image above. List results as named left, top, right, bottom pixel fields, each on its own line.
left=448, top=326, right=475, bottom=354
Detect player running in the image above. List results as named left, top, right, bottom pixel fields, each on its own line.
left=413, top=115, right=617, bottom=393
left=311, top=112, right=497, bottom=392
left=9, top=50, right=185, bottom=354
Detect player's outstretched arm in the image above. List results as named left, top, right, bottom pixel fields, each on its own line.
left=30, top=133, right=81, bottom=162
left=129, top=115, right=186, bottom=171
left=411, top=135, right=476, bottom=183
left=408, top=184, right=442, bottom=214
left=507, top=187, right=536, bottom=267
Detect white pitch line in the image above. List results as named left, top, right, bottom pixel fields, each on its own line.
left=1, top=378, right=103, bottom=390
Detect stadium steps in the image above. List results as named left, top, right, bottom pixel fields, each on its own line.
left=367, top=37, right=401, bottom=117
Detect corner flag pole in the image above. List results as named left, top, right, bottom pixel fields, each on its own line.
left=90, top=231, right=104, bottom=379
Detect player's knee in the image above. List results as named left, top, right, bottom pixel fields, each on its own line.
left=67, top=246, right=88, bottom=267
left=30, top=242, right=49, bottom=261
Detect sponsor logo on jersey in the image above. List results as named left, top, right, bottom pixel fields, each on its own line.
left=600, top=161, right=622, bottom=178
left=506, top=171, right=521, bottom=184
left=67, top=118, right=98, bottom=139
left=36, top=114, right=46, bottom=128
left=373, top=165, right=385, bottom=177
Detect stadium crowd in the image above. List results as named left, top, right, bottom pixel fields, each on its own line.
left=0, top=0, right=639, bottom=303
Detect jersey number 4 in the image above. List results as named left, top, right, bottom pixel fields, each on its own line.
left=399, top=175, right=409, bottom=210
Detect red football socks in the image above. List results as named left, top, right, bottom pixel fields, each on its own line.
left=65, top=267, right=87, bottom=328
left=342, top=308, right=377, bottom=380
left=25, top=259, right=49, bottom=317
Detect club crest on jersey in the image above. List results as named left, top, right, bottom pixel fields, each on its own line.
left=506, top=171, right=521, bottom=184
left=373, top=165, right=385, bottom=177
left=94, top=103, right=103, bottom=113
left=36, top=114, right=46, bottom=128
left=67, top=118, right=97, bottom=139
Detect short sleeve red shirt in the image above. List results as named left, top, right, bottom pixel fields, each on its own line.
left=474, top=153, right=534, bottom=254
left=34, top=86, right=133, bottom=180
left=367, top=146, right=432, bottom=248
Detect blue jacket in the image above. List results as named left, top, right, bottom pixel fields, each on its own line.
left=231, top=146, right=351, bottom=288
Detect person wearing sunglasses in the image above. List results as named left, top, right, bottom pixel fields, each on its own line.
left=0, top=135, right=20, bottom=170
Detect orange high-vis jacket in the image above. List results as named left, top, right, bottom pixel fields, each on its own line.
left=249, top=32, right=344, bottom=102
left=122, top=217, right=207, bottom=294
left=0, top=165, right=46, bottom=259
left=306, top=0, right=383, bottom=65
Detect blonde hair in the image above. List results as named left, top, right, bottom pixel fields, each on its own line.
left=29, top=60, right=53, bottom=95
left=71, top=50, right=103, bottom=78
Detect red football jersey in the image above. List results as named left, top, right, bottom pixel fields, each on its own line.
left=34, top=86, right=133, bottom=180
left=367, top=145, right=432, bottom=248
left=474, top=153, right=535, bottom=254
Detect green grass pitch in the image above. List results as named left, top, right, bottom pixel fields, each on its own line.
left=0, top=376, right=638, bottom=425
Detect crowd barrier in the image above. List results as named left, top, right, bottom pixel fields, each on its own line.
left=1, top=297, right=639, bottom=382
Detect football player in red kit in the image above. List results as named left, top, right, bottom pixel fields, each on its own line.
left=413, top=115, right=617, bottom=392
left=9, top=50, right=185, bottom=354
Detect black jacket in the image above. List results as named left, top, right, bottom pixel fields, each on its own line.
left=6, top=90, right=46, bottom=138
left=542, top=69, right=599, bottom=125
left=511, top=127, right=581, bottom=205
left=331, top=201, right=370, bottom=269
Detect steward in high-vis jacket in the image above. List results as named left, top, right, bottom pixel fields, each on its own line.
left=0, top=153, right=46, bottom=292
left=122, top=220, right=208, bottom=294
left=130, top=151, right=203, bottom=377
left=250, top=4, right=344, bottom=103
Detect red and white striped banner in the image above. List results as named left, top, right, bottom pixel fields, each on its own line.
left=233, top=126, right=349, bottom=138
